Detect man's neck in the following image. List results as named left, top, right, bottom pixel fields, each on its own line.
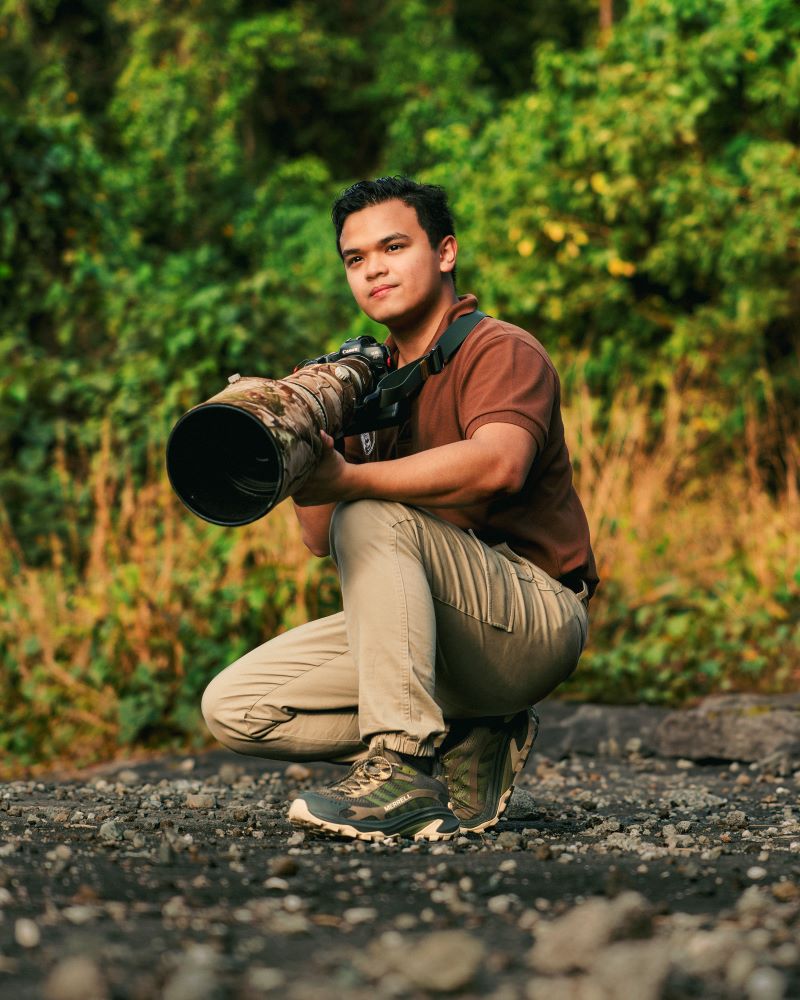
left=390, top=288, right=459, bottom=368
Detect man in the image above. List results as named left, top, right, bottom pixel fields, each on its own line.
left=202, top=176, right=597, bottom=842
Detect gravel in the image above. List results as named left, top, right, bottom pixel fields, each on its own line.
left=0, top=745, right=798, bottom=998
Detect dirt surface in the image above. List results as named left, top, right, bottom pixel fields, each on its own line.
left=1, top=744, right=799, bottom=999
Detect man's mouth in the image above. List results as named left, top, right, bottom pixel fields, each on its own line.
left=370, top=284, right=396, bottom=298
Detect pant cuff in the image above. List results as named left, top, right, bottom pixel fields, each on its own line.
left=371, top=733, right=439, bottom=757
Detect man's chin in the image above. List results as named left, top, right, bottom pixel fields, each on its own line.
left=364, top=299, right=406, bottom=326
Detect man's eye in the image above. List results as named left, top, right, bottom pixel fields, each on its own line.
left=387, top=244, right=403, bottom=251
left=346, top=256, right=362, bottom=267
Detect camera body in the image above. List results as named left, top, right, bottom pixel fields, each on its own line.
left=299, top=335, right=391, bottom=381
left=299, top=337, right=405, bottom=436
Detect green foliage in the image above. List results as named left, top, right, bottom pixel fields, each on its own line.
left=568, top=579, right=800, bottom=705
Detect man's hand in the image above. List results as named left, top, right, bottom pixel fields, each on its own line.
left=293, top=431, right=356, bottom=507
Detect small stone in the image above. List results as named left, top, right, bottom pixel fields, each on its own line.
left=496, top=831, right=523, bottom=850
left=185, top=793, right=215, bottom=810
left=218, top=763, right=243, bottom=785
left=116, top=769, right=139, bottom=786
left=158, top=839, right=175, bottom=865
left=505, top=786, right=537, bottom=819
left=98, top=820, right=122, bottom=842
left=284, top=764, right=312, bottom=781
left=727, top=810, right=748, bottom=829
left=264, top=877, right=289, bottom=891
left=15, top=918, right=41, bottom=948
left=744, top=967, right=786, bottom=1000
left=747, top=866, right=768, bottom=881
left=403, top=930, right=485, bottom=992
left=178, top=758, right=195, bottom=772
left=771, top=881, right=798, bottom=902
left=344, top=907, right=377, bottom=925
left=269, top=856, right=298, bottom=877
left=594, top=940, right=670, bottom=1000
left=528, top=892, right=653, bottom=974
left=728, top=949, right=759, bottom=988
left=62, top=905, right=99, bottom=925
left=44, top=956, right=108, bottom=1000
left=244, top=968, right=285, bottom=992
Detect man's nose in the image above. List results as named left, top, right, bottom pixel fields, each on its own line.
left=366, top=255, right=388, bottom=279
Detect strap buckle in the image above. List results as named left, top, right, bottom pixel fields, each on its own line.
left=418, top=345, right=444, bottom=380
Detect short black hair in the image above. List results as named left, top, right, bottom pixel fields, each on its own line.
left=331, top=176, right=456, bottom=283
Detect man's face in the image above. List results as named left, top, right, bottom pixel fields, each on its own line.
left=338, top=199, right=456, bottom=328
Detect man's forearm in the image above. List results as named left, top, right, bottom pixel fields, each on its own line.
left=291, top=423, right=536, bottom=510
left=292, top=501, right=335, bottom=556
left=345, top=439, right=520, bottom=508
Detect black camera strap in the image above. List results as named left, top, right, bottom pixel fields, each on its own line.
left=375, top=309, right=487, bottom=407
left=345, top=309, right=487, bottom=435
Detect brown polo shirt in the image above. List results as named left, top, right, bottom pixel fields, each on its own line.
left=344, top=294, right=598, bottom=597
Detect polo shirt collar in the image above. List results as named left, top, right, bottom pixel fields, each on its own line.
left=384, top=293, right=479, bottom=363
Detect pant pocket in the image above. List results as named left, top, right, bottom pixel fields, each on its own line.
left=469, top=531, right=516, bottom=632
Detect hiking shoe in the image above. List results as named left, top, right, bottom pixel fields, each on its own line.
left=441, top=707, right=539, bottom=833
left=287, top=744, right=460, bottom=842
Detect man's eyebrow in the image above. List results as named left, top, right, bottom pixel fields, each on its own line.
left=341, top=232, right=411, bottom=258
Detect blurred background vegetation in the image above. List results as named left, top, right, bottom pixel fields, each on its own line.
left=1, top=0, right=798, bottom=772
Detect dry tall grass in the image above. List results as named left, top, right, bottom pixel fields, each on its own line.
left=1, top=381, right=798, bottom=772
left=566, top=380, right=800, bottom=613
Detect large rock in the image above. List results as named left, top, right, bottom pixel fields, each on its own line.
left=654, top=694, right=800, bottom=762
left=535, top=702, right=669, bottom=759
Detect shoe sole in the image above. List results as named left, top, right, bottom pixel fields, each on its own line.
left=458, top=709, right=539, bottom=834
left=287, top=798, right=459, bottom=843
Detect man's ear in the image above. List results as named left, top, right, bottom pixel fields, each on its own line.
left=439, top=235, right=457, bottom=275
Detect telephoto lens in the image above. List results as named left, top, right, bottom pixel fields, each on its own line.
left=166, top=358, right=376, bottom=526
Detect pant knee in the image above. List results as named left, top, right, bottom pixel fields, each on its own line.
left=201, top=671, right=299, bottom=758
left=330, top=499, right=416, bottom=561
left=200, top=675, right=236, bottom=747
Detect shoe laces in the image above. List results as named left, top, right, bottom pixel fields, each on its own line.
left=328, top=754, right=393, bottom=797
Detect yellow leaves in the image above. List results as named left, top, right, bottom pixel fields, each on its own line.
left=744, top=49, right=757, bottom=63
left=222, top=223, right=235, bottom=238
left=542, top=221, right=565, bottom=242
left=608, top=257, right=636, bottom=277
left=514, top=220, right=590, bottom=258
left=547, top=298, right=563, bottom=321
left=590, top=172, right=609, bottom=195
left=66, top=91, right=79, bottom=105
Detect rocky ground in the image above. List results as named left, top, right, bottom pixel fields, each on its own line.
left=1, top=707, right=799, bottom=999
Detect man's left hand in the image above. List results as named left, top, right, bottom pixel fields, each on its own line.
left=293, top=431, right=355, bottom=506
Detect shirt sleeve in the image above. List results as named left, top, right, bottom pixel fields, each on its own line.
left=457, top=334, right=557, bottom=453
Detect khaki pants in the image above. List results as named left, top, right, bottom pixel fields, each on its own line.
left=202, top=499, right=589, bottom=762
